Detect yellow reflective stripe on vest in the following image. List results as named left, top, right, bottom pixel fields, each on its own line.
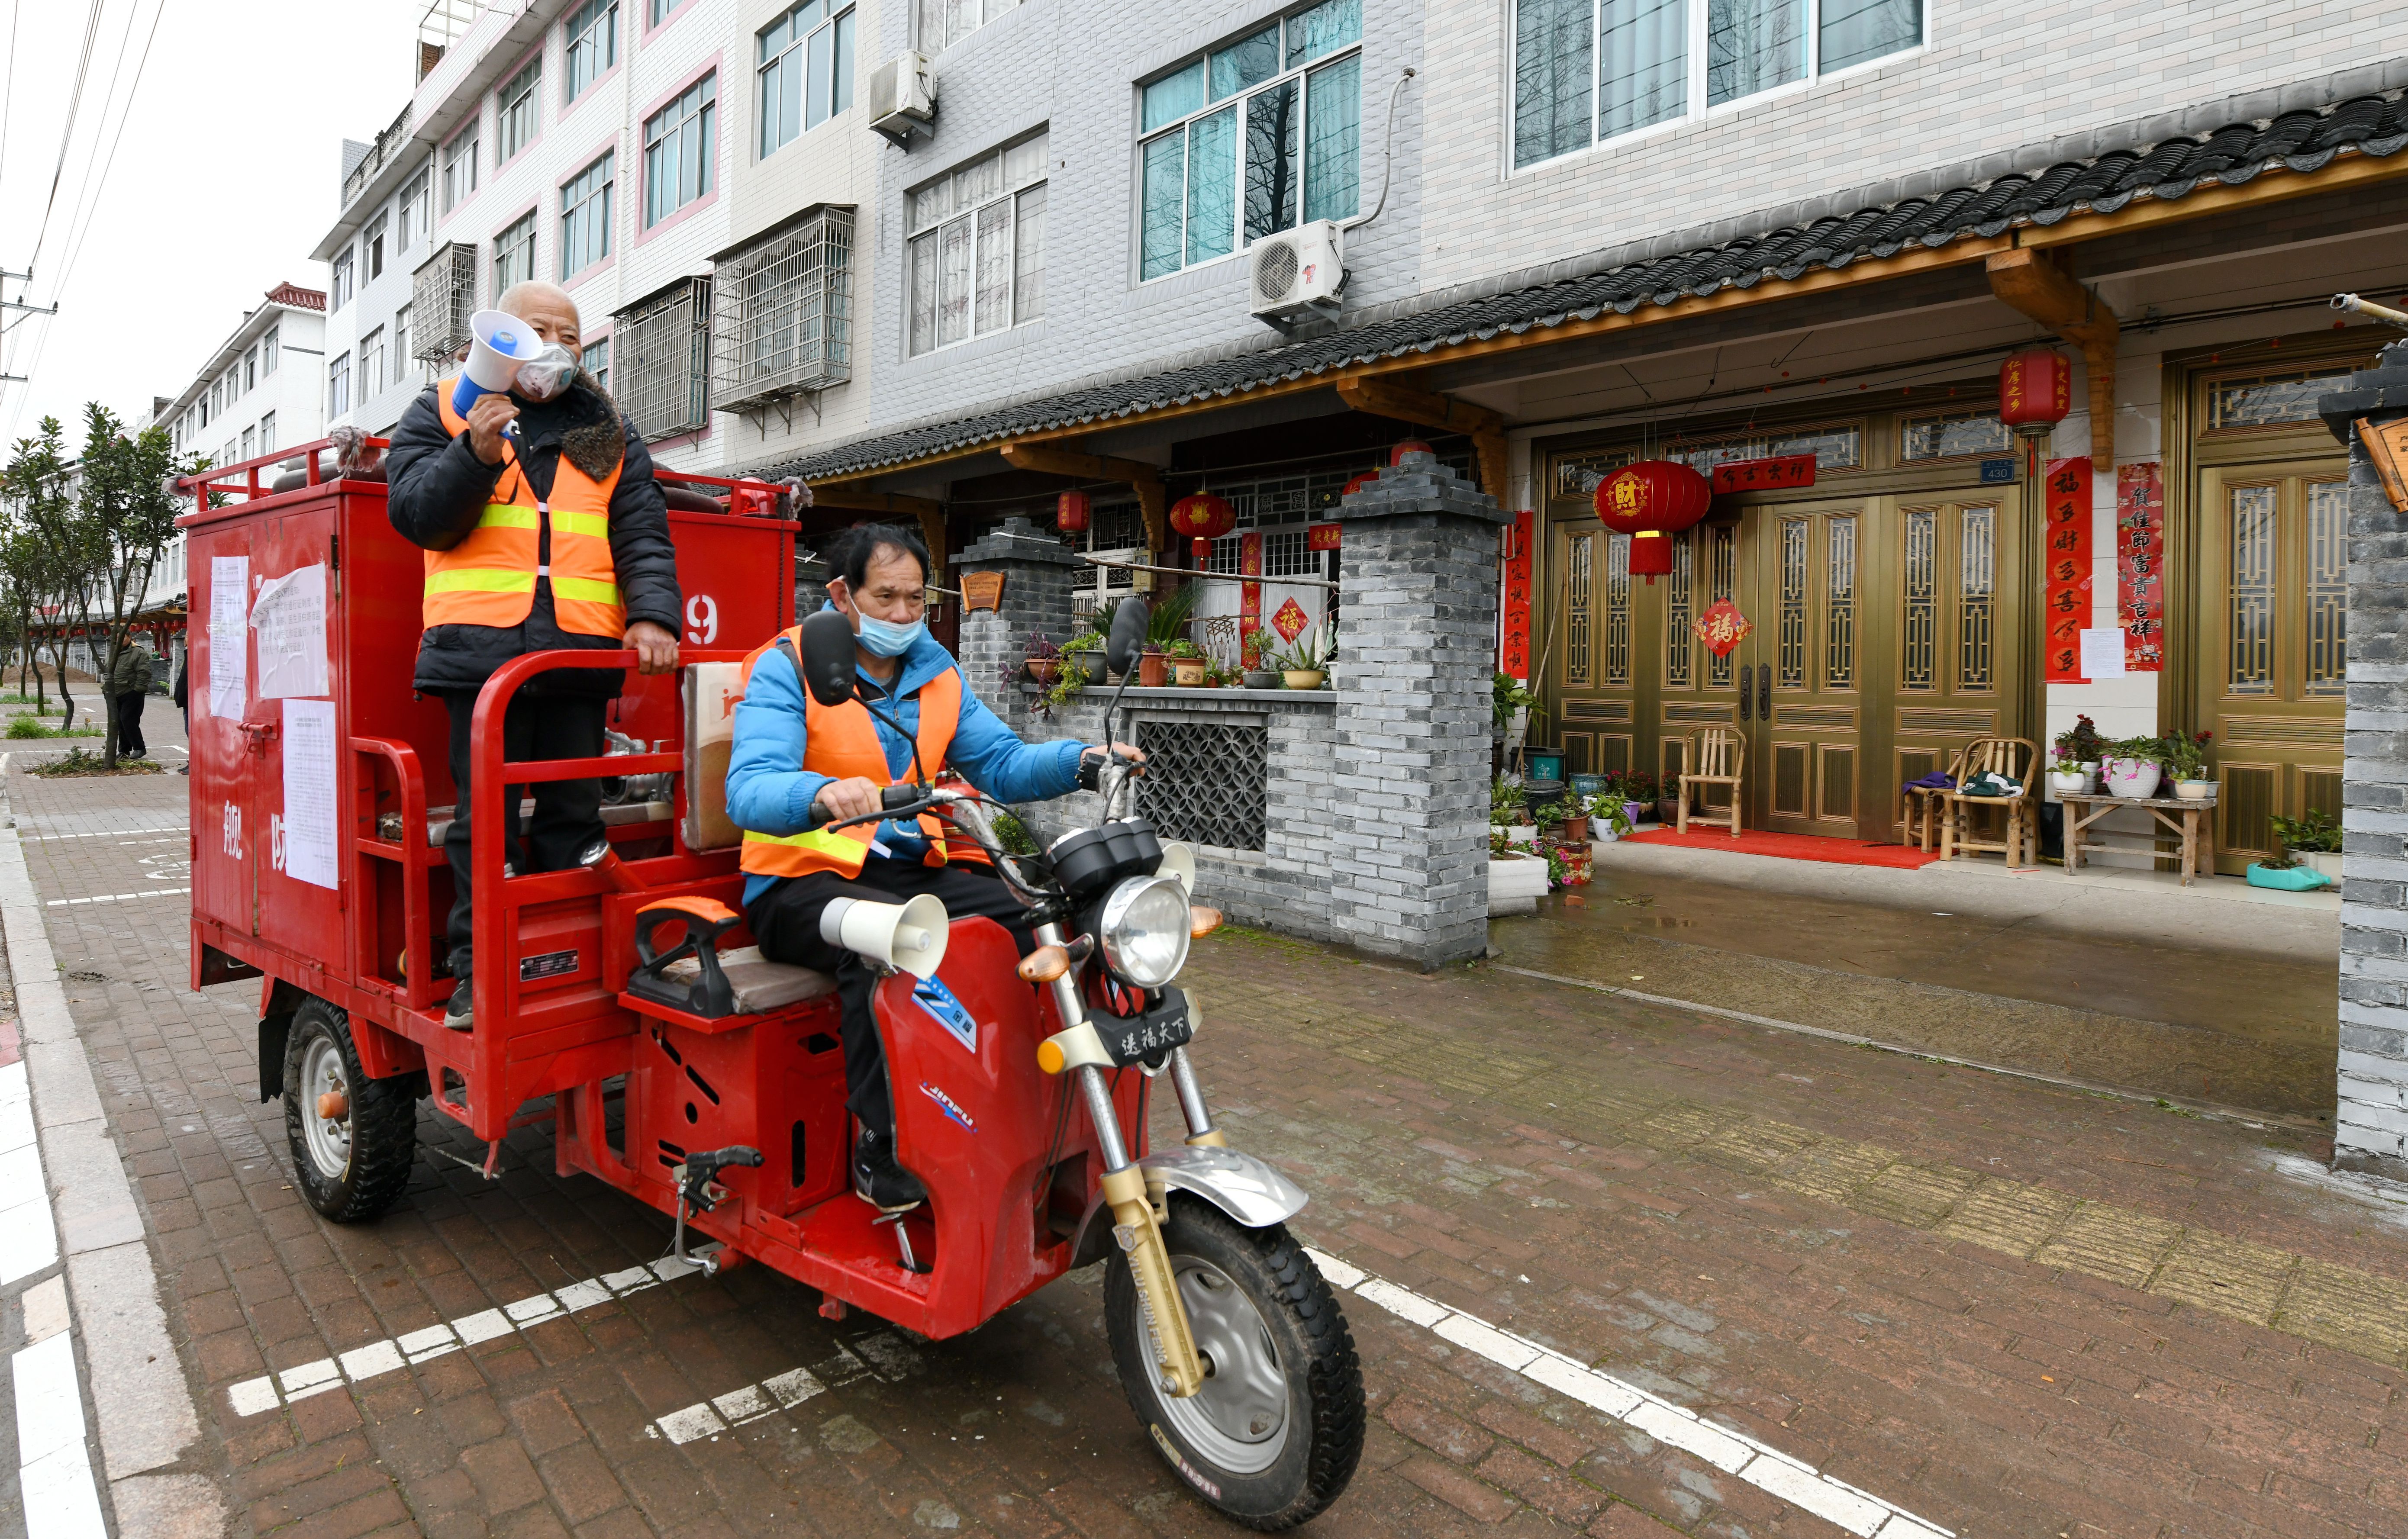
left=427, top=568, right=538, bottom=595
left=551, top=576, right=622, bottom=605
left=553, top=510, right=609, bottom=540
left=741, top=827, right=862, bottom=856
left=477, top=504, right=539, bottom=530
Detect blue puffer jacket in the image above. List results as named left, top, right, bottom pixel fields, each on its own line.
left=725, top=624, right=1088, bottom=905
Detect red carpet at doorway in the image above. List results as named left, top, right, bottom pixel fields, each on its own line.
left=1623, top=827, right=1939, bottom=869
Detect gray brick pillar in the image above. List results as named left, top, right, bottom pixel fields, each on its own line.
left=1323, top=451, right=1509, bottom=968
left=953, top=515, right=1084, bottom=731
left=2322, top=342, right=2408, bottom=1176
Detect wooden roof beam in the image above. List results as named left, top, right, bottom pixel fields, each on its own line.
left=1985, top=248, right=2119, bottom=452
left=1000, top=441, right=1167, bottom=551
left=1335, top=377, right=1509, bottom=505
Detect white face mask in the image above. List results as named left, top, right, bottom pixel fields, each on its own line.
left=513, top=342, right=578, bottom=402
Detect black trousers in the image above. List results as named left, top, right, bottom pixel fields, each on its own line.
left=441, top=691, right=606, bottom=979
left=748, top=862, right=1036, bottom=1138
left=113, top=693, right=146, bottom=757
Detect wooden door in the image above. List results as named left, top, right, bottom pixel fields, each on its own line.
left=2196, top=459, right=2347, bottom=872
left=1549, top=517, right=1643, bottom=780
left=1887, top=495, right=2018, bottom=836
left=1737, top=501, right=1868, bottom=837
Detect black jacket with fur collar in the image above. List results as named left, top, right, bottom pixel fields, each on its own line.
left=385, top=374, right=682, bottom=696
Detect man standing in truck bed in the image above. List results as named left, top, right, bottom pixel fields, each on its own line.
left=385, top=280, right=683, bottom=1030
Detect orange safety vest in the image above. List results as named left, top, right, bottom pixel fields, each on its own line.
left=735, top=626, right=990, bottom=879
left=426, top=377, right=627, bottom=637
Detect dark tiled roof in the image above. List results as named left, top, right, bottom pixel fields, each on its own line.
left=776, top=84, right=2408, bottom=484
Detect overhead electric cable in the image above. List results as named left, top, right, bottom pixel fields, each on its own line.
left=0, top=0, right=22, bottom=199
left=32, top=0, right=109, bottom=273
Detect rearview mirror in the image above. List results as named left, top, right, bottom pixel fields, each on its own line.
left=798, top=609, right=859, bottom=706
left=1106, top=598, right=1149, bottom=677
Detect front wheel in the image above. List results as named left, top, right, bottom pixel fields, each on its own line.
left=1105, top=1196, right=1364, bottom=1529
left=283, top=998, right=417, bottom=1222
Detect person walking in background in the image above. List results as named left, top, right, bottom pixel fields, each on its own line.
left=171, top=650, right=189, bottom=774
left=109, top=638, right=155, bottom=758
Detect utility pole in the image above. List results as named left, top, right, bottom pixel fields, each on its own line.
left=0, top=268, right=59, bottom=386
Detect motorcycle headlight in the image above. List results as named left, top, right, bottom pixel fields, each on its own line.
left=1097, top=874, right=1192, bottom=988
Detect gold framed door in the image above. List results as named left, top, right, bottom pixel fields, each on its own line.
left=2196, top=459, right=2347, bottom=873
left=1737, top=501, right=1870, bottom=837
left=1549, top=518, right=1642, bottom=779
left=1887, top=495, right=2017, bottom=834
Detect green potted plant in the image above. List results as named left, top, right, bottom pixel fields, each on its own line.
left=2270, top=808, right=2343, bottom=883
left=1138, top=643, right=1171, bottom=688
left=1240, top=631, right=1279, bottom=689
left=2101, top=735, right=2163, bottom=799
left=1167, top=638, right=1207, bottom=686
left=2050, top=714, right=2107, bottom=796
left=1277, top=624, right=1334, bottom=689
left=2162, top=729, right=2214, bottom=800
left=1007, top=631, right=1063, bottom=690
left=1060, top=620, right=1109, bottom=680
left=1493, top=673, right=1534, bottom=747
left=1490, top=776, right=1534, bottom=845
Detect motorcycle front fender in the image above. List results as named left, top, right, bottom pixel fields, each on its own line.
left=1070, top=1145, right=1309, bottom=1268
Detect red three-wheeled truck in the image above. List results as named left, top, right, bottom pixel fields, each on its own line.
left=177, top=440, right=1362, bottom=1526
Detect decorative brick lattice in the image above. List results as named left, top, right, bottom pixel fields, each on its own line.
left=1135, top=721, right=1268, bottom=852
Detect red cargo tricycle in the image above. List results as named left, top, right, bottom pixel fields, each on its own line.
left=179, top=442, right=1363, bottom=1527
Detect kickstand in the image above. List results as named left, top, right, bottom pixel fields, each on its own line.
left=872, top=1210, right=930, bottom=1275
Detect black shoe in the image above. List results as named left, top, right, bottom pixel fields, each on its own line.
left=443, top=990, right=473, bottom=1031
left=851, top=1127, right=926, bottom=1211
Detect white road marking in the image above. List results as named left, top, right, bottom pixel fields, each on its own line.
left=18, top=826, right=188, bottom=842
left=12, top=1332, right=104, bottom=1539
left=1301, top=1248, right=1954, bottom=1539
left=0, top=1063, right=57, bottom=1285
left=646, top=1352, right=858, bottom=1444
left=44, top=888, right=189, bottom=907
left=226, top=1255, right=709, bottom=1417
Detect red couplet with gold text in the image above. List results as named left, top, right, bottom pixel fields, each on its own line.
left=1501, top=511, right=1534, bottom=677
left=2044, top=457, right=2093, bottom=683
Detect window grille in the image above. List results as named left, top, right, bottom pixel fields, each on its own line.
left=1134, top=721, right=1268, bottom=852
left=616, top=277, right=712, bottom=441
left=1260, top=528, right=1312, bottom=576
left=2307, top=480, right=2347, bottom=695
left=1956, top=506, right=1995, bottom=690
left=411, top=242, right=479, bottom=364
left=1824, top=515, right=1855, bottom=689
left=711, top=206, right=853, bottom=417
left=1776, top=518, right=1808, bottom=688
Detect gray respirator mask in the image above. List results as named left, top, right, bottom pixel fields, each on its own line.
left=513, top=343, right=579, bottom=403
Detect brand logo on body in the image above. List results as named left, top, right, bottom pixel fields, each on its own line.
left=911, top=974, right=979, bottom=1053
left=1150, top=1425, right=1222, bottom=1500
left=918, top=1082, right=975, bottom=1133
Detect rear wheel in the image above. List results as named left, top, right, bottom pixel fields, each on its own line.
left=283, top=998, right=416, bottom=1222
left=1106, top=1196, right=1364, bottom=1529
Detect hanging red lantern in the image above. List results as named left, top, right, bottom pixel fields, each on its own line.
left=1593, top=460, right=1712, bottom=583
left=1342, top=471, right=1377, bottom=497
left=1998, top=348, right=2072, bottom=438
left=1056, top=490, right=1090, bottom=536
left=1168, top=493, right=1237, bottom=563
left=1389, top=440, right=1434, bottom=464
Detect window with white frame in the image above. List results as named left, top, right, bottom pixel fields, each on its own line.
left=222, top=438, right=236, bottom=466
left=329, top=353, right=351, bottom=418
left=562, top=152, right=614, bottom=279
left=1512, top=0, right=1921, bottom=170
left=759, top=1, right=856, bottom=158
left=244, top=346, right=258, bottom=392
left=361, top=328, right=387, bottom=398
left=242, top=426, right=256, bottom=461
left=399, top=170, right=429, bottom=252
left=332, top=247, right=355, bottom=309
left=260, top=411, right=276, bottom=455
left=583, top=337, right=611, bottom=391
left=1136, top=0, right=1360, bottom=283
left=365, top=211, right=387, bottom=281
left=644, top=73, right=716, bottom=227
left=498, top=57, right=542, bottom=162
left=648, top=0, right=676, bottom=23
left=907, top=132, right=1046, bottom=356
left=442, top=119, right=480, bottom=212
left=393, top=307, right=413, bottom=386
left=263, top=325, right=280, bottom=375
left=565, top=0, right=618, bottom=102
left=914, top=0, right=1013, bottom=55
left=495, top=211, right=538, bottom=294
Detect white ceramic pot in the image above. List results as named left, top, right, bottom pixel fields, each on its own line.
left=2103, top=757, right=2163, bottom=799
left=1487, top=852, right=1551, bottom=916
left=1505, top=824, right=1537, bottom=845
left=2172, top=779, right=2214, bottom=800
left=2303, top=850, right=2345, bottom=882
left=2047, top=769, right=2096, bottom=796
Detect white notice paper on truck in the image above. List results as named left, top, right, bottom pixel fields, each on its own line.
left=250, top=564, right=330, bottom=699
left=207, top=556, right=248, bottom=718
left=281, top=699, right=340, bottom=890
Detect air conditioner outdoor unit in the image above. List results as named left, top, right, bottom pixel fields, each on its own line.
left=867, top=51, right=935, bottom=146
left=1249, top=221, right=1345, bottom=328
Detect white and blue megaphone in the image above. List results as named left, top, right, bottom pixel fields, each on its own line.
left=451, top=310, right=551, bottom=416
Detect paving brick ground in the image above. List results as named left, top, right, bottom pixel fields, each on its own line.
left=9, top=746, right=2408, bottom=1538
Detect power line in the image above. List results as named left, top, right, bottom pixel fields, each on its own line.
left=0, top=0, right=21, bottom=199
left=32, top=0, right=108, bottom=274
left=46, top=0, right=148, bottom=298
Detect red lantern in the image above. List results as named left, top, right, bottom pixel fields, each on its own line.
left=1999, top=348, right=2071, bottom=438
left=1169, top=493, right=1236, bottom=563
left=1056, top=490, right=1090, bottom=536
left=1389, top=440, right=1434, bottom=465
left=1342, top=471, right=1377, bottom=497
left=1593, top=460, right=1712, bottom=583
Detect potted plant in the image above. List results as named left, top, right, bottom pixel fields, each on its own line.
left=2271, top=808, right=2343, bottom=882
left=1138, top=643, right=1171, bottom=688
left=1241, top=631, right=1280, bottom=689
left=2050, top=714, right=2107, bottom=795
left=1615, top=770, right=1660, bottom=829
left=1276, top=624, right=1334, bottom=689
left=1167, top=639, right=1207, bottom=686
left=1488, top=827, right=1551, bottom=915
left=2101, top=735, right=2164, bottom=799
left=2162, top=729, right=2215, bottom=799
left=1557, top=796, right=1591, bottom=843
left=1007, top=631, right=1063, bottom=689
left=1493, top=673, right=1535, bottom=747
left=1060, top=621, right=1109, bottom=680
left=1491, top=776, right=1536, bottom=845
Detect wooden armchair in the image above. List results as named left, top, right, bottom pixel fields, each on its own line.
left=1939, top=737, right=2040, bottom=866
left=1904, top=748, right=1969, bottom=853
left=1677, top=727, right=1745, bottom=837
